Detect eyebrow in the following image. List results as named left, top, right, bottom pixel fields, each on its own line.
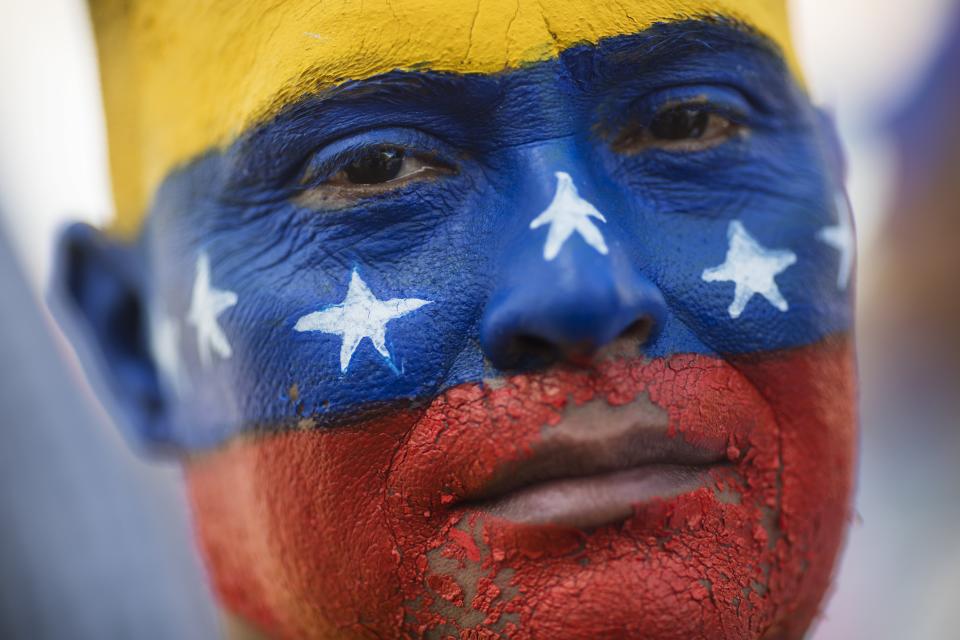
left=562, top=17, right=788, bottom=85
left=329, top=73, right=501, bottom=107
left=264, top=71, right=504, bottom=129
left=232, top=17, right=793, bottom=172
left=262, top=18, right=785, bottom=122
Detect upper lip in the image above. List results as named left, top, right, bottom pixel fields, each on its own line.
left=458, top=394, right=728, bottom=507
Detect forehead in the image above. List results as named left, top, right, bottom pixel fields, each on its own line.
left=91, top=0, right=796, bottom=233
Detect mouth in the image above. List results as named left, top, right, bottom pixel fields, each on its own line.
left=457, top=394, right=729, bottom=529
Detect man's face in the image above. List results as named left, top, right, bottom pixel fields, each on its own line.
left=69, top=3, right=855, bottom=638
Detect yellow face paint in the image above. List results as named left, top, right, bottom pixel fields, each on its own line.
left=89, top=0, right=797, bottom=236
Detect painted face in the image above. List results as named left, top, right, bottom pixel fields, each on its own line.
left=63, top=2, right=856, bottom=638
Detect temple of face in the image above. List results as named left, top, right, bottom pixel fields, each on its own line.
left=57, top=2, right=856, bottom=638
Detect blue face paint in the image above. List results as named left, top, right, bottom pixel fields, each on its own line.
left=139, top=20, right=852, bottom=448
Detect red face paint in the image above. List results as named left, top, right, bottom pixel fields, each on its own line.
left=186, top=337, right=855, bottom=639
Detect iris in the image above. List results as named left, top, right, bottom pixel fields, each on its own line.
left=650, top=106, right=711, bottom=140
left=344, top=146, right=405, bottom=184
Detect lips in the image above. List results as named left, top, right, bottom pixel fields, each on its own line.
left=457, top=392, right=729, bottom=528
left=186, top=339, right=856, bottom=639
left=386, top=354, right=749, bottom=533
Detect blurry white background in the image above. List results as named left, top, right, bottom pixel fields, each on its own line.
left=0, top=0, right=111, bottom=292
left=1, top=1, right=958, bottom=637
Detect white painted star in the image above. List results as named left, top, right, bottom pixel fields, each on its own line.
left=529, top=171, right=609, bottom=261
left=150, top=311, right=185, bottom=396
left=186, top=252, right=238, bottom=366
left=702, top=220, right=798, bottom=319
left=294, top=269, right=431, bottom=373
left=817, top=193, right=855, bottom=290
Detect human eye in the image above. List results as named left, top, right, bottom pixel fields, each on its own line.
left=610, top=87, right=750, bottom=154
left=293, top=133, right=456, bottom=210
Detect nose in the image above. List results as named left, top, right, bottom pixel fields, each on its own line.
left=480, top=263, right=666, bottom=369
left=480, top=176, right=667, bottom=370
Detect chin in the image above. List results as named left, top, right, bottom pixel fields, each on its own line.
left=185, top=336, right=855, bottom=639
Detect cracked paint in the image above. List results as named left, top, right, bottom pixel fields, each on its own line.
left=186, top=337, right=854, bottom=639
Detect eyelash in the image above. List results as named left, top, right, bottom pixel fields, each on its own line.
left=296, top=127, right=455, bottom=181
left=288, top=132, right=458, bottom=211
left=285, top=88, right=755, bottom=209
left=297, top=144, right=386, bottom=187
left=599, top=84, right=755, bottom=154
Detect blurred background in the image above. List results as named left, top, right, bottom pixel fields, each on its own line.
left=1, top=0, right=958, bottom=637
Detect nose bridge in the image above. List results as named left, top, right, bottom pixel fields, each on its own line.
left=481, top=148, right=667, bottom=369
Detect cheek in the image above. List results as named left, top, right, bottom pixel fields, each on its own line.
left=186, top=413, right=419, bottom=638
left=729, top=337, right=858, bottom=637
left=400, top=340, right=854, bottom=639
left=186, top=338, right=855, bottom=640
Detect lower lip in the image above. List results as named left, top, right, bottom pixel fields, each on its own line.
left=473, top=464, right=719, bottom=529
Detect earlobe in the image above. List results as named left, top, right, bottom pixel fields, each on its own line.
left=50, top=223, right=169, bottom=449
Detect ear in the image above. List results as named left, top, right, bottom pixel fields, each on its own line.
left=51, top=223, right=169, bottom=449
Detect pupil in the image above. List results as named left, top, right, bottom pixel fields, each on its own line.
left=650, top=107, right=709, bottom=140
left=345, top=147, right=404, bottom=184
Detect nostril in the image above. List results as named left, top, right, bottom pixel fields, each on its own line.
left=620, top=316, right=655, bottom=345
left=512, top=334, right=555, bottom=356
left=502, top=334, right=560, bottom=369
left=595, top=316, right=658, bottom=361
left=491, top=316, right=658, bottom=371
left=500, top=334, right=602, bottom=370
left=479, top=266, right=668, bottom=371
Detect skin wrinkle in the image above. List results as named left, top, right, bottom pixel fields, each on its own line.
left=613, top=0, right=641, bottom=28
left=536, top=1, right=560, bottom=44
left=505, top=0, right=522, bottom=57
left=708, top=346, right=790, bottom=575
left=90, top=0, right=805, bottom=232
left=185, top=26, right=792, bottom=195
left=184, top=340, right=852, bottom=637
left=382, top=404, right=426, bottom=632
left=67, top=5, right=855, bottom=637
left=464, top=0, right=483, bottom=64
